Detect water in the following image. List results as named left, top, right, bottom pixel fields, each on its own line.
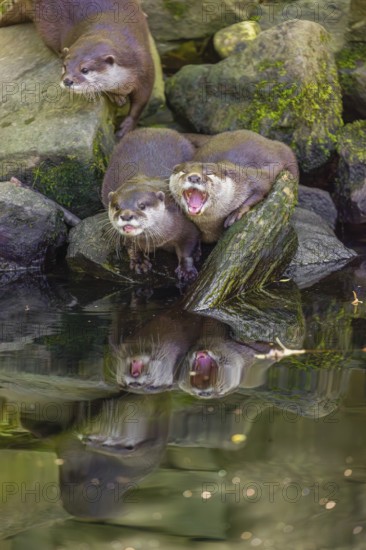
left=0, top=256, right=366, bottom=550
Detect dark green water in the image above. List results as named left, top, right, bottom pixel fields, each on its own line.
left=1, top=256, right=366, bottom=550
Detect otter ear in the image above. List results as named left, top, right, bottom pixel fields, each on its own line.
left=108, top=191, right=115, bottom=201
left=173, top=164, right=184, bottom=173
left=104, top=55, right=115, bottom=65
left=156, top=191, right=165, bottom=202
left=61, top=47, right=69, bottom=59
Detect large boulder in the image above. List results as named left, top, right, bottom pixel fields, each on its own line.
left=166, top=20, right=343, bottom=172
left=334, top=121, right=366, bottom=223
left=0, top=181, right=67, bottom=273
left=298, top=185, right=338, bottom=229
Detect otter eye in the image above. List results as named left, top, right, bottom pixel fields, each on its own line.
left=138, top=203, right=146, bottom=210
left=81, top=67, right=89, bottom=74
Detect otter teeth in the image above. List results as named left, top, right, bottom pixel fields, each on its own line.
left=183, top=188, right=207, bottom=215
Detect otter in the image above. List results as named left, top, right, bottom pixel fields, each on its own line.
left=169, top=130, right=299, bottom=243
left=108, top=175, right=201, bottom=282
left=101, top=127, right=195, bottom=207
left=108, top=307, right=203, bottom=393
left=178, top=318, right=276, bottom=399
left=6, top=0, right=155, bottom=137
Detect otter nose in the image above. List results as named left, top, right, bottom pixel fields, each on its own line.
left=121, top=211, right=135, bottom=221
left=188, top=174, right=201, bottom=184
left=63, top=78, right=74, bottom=87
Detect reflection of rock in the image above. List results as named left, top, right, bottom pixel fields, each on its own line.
left=179, top=318, right=274, bottom=399
left=0, top=182, right=67, bottom=273
left=107, top=307, right=202, bottom=393
left=166, top=20, right=342, bottom=172
left=169, top=393, right=267, bottom=450
left=334, top=121, right=366, bottom=223
left=58, top=394, right=170, bottom=519
left=259, top=362, right=352, bottom=418
left=286, top=208, right=356, bottom=288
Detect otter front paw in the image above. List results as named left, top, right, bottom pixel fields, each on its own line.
left=193, top=242, right=202, bottom=262
left=129, top=258, right=152, bottom=275
left=224, top=206, right=250, bottom=228
left=116, top=116, right=135, bottom=139
left=175, top=265, right=198, bottom=283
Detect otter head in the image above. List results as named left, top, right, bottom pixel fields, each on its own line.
left=179, top=339, right=248, bottom=399
left=108, top=184, right=166, bottom=239
left=60, top=40, right=132, bottom=95
left=169, top=162, right=237, bottom=217
left=110, top=340, right=175, bottom=393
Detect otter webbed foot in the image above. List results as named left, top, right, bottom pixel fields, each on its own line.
left=224, top=205, right=250, bottom=228
left=116, top=115, right=136, bottom=139
left=129, top=257, right=152, bottom=275
left=175, top=264, right=198, bottom=283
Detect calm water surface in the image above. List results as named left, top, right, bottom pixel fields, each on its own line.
left=0, top=256, right=366, bottom=550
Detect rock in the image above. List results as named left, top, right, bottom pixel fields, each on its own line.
left=0, top=181, right=67, bottom=272
left=334, top=121, right=366, bottom=224
left=256, top=0, right=351, bottom=53
left=285, top=207, right=356, bottom=288
left=183, top=172, right=298, bottom=310
left=166, top=20, right=343, bottom=172
left=336, top=43, right=366, bottom=119
left=298, top=185, right=338, bottom=229
left=213, top=21, right=260, bottom=58
left=347, top=0, right=366, bottom=43
left=140, top=0, right=260, bottom=48
left=66, top=212, right=180, bottom=286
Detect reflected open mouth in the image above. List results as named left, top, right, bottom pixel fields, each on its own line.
left=190, top=351, right=218, bottom=390
left=183, top=188, right=207, bottom=215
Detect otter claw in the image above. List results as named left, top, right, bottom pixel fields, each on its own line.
left=130, top=258, right=152, bottom=274
left=175, top=265, right=198, bottom=283
left=116, top=116, right=135, bottom=139
left=224, top=206, right=250, bottom=228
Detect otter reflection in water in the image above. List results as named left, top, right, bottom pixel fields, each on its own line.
left=179, top=318, right=279, bottom=399
left=57, top=394, right=170, bottom=519
left=107, top=307, right=203, bottom=393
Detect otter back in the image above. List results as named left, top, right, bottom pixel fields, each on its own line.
left=102, top=128, right=195, bottom=207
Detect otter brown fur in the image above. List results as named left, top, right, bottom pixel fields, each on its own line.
left=102, top=127, right=195, bottom=207
left=108, top=175, right=201, bottom=282
left=169, top=130, right=299, bottom=243
left=5, top=0, right=154, bottom=137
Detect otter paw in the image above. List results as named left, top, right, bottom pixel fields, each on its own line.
left=224, top=206, right=250, bottom=228
left=116, top=116, right=135, bottom=139
left=130, top=258, right=152, bottom=275
left=175, top=265, right=198, bottom=283
left=193, top=243, right=202, bottom=262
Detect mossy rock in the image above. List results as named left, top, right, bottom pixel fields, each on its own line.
left=166, top=19, right=343, bottom=172
left=336, top=43, right=366, bottom=119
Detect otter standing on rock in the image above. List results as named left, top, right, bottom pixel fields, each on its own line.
left=103, top=128, right=201, bottom=282
left=169, top=130, right=299, bottom=243
left=8, top=0, right=155, bottom=137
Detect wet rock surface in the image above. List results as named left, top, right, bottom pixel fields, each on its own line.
left=166, top=20, right=343, bottom=172
left=0, top=181, right=67, bottom=274
left=298, top=185, right=338, bottom=229
left=213, top=21, right=260, bottom=58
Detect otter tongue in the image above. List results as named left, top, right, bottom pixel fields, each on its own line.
left=131, top=359, right=144, bottom=377
left=186, top=189, right=205, bottom=213
left=195, top=352, right=214, bottom=374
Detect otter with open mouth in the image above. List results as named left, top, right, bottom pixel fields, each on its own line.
left=169, top=160, right=274, bottom=243
left=108, top=175, right=201, bottom=282
left=169, top=130, right=298, bottom=242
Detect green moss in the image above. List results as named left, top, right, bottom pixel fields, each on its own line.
left=336, top=43, right=366, bottom=95
left=32, top=132, right=109, bottom=219
left=163, top=0, right=189, bottom=19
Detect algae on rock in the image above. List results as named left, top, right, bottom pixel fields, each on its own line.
left=166, top=20, right=343, bottom=172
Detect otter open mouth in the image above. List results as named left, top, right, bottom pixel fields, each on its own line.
left=122, top=224, right=141, bottom=234
left=190, top=351, right=218, bottom=390
left=183, top=188, right=207, bottom=215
